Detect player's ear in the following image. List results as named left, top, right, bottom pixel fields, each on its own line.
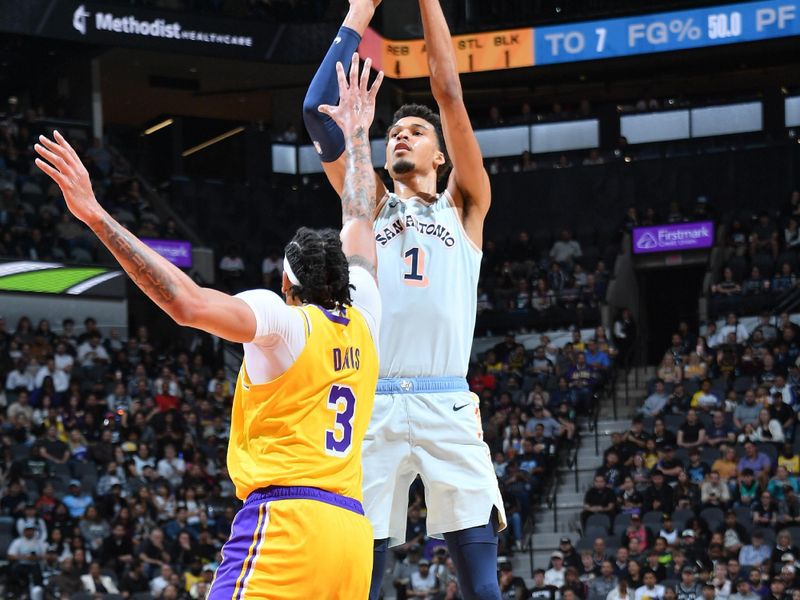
left=433, top=150, right=445, bottom=169
left=281, top=272, right=292, bottom=300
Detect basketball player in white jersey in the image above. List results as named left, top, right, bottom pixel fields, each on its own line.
left=303, top=1, right=505, bottom=599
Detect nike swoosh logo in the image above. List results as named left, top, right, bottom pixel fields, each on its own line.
left=334, top=36, right=342, bottom=44
left=453, top=403, right=470, bottom=411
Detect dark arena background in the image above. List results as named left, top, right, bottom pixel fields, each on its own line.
left=0, top=0, right=799, bottom=598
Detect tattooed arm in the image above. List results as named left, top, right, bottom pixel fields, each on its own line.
left=319, top=53, right=384, bottom=280
left=34, top=131, right=257, bottom=343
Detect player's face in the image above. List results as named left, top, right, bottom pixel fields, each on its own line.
left=385, top=117, right=444, bottom=179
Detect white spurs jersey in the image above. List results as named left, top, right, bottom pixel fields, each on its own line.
left=374, top=190, right=481, bottom=379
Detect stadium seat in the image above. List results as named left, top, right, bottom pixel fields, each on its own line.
left=700, top=507, right=725, bottom=526
left=734, top=506, right=753, bottom=525
left=726, top=256, right=748, bottom=281
left=701, top=447, right=720, bottom=465
left=583, top=527, right=611, bottom=543
left=734, top=376, right=755, bottom=393
left=787, top=526, right=800, bottom=545
left=642, top=511, right=663, bottom=529
left=0, top=517, right=12, bottom=535
left=662, top=579, right=679, bottom=592
left=664, top=414, right=684, bottom=432
left=755, top=528, right=776, bottom=545
left=777, top=251, right=799, bottom=272
left=672, top=508, right=696, bottom=525
left=613, top=513, right=632, bottom=535
left=752, top=254, right=775, bottom=276
left=585, top=514, right=611, bottom=533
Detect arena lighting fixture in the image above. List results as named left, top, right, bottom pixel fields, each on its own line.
left=181, top=126, right=245, bottom=157
left=143, top=118, right=174, bottom=135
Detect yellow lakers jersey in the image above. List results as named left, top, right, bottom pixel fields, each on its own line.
left=227, top=303, right=378, bottom=501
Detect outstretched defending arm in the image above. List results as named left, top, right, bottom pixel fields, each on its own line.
left=419, top=0, right=491, bottom=246
left=303, top=0, right=386, bottom=200
left=319, top=53, right=384, bottom=279
left=34, top=132, right=257, bottom=343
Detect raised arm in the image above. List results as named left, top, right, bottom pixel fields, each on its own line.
left=319, top=54, right=384, bottom=279
left=419, top=0, right=491, bottom=246
left=34, top=132, right=256, bottom=343
left=302, top=0, right=386, bottom=202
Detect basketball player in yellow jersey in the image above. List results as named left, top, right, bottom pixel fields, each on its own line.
left=34, top=54, right=384, bottom=599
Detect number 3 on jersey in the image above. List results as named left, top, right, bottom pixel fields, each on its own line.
left=403, top=247, right=429, bottom=287
left=325, top=385, right=356, bottom=457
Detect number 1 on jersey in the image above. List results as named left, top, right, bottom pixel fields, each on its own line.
left=403, top=247, right=429, bottom=287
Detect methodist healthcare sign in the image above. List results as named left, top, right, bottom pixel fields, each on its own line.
left=632, top=221, right=715, bottom=254
left=1, top=0, right=280, bottom=60
left=142, top=239, right=193, bottom=268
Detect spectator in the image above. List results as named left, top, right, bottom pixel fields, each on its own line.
left=740, top=531, right=771, bottom=567
left=676, top=566, right=702, bottom=600
left=735, top=391, right=763, bottom=431
left=587, top=561, right=617, bottom=600
left=738, top=442, right=773, bottom=488
left=608, top=577, right=634, bottom=600
left=752, top=491, right=779, bottom=529
left=753, top=408, right=785, bottom=443
left=531, top=568, right=559, bottom=600
left=582, top=475, right=617, bottom=527
left=718, top=510, right=749, bottom=556
left=550, top=229, right=582, bottom=268
left=545, top=552, right=567, bottom=587
left=409, top=557, right=439, bottom=599
left=750, top=212, right=780, bottom=259
left=730, top=578, right=760, bottom=600
left=81, top=560, right=120, bottom=595
left=712, top=267, right=742, bottom=297
left=62, top=479, right=93, bottom=518
left=643, top=470, right=675, bottom=514
left=733, top=468, right=761, bottom=507
left=690, top=379, right=719, bottom=411
left=634, top=569, right=665, bottom=600
left=707, top=411, right=737, bottom=447
left=640, top=380, right=669, bottom=417
left=677, top=410, right=707, bottom=449
left=657, top=354, right=683, bottom=385
left=701, top=471, right=731, bottom=508
left=7, top=520, right=47, bottom=597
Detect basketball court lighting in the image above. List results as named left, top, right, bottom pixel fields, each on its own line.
left=182, top=126, right=245, bottom=157
left=143, top=118, right=174, bottom=135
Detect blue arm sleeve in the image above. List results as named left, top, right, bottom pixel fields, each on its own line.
left=302, top=26, right=362, bottom=163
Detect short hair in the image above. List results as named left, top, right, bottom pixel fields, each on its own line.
left=284, top=227, right=352, bottom=310
left=388, top=104, right=451, bottom=182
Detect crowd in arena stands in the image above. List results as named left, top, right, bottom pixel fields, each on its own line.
left=0, top=99, right=182, bottom=266
left=0, top=312, right=617, bottom=600
left=712, top=194, right=800, bottom=317
left=0, top=314, right=231, bottom=599
left=530, top=311, right=800, bottom=600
